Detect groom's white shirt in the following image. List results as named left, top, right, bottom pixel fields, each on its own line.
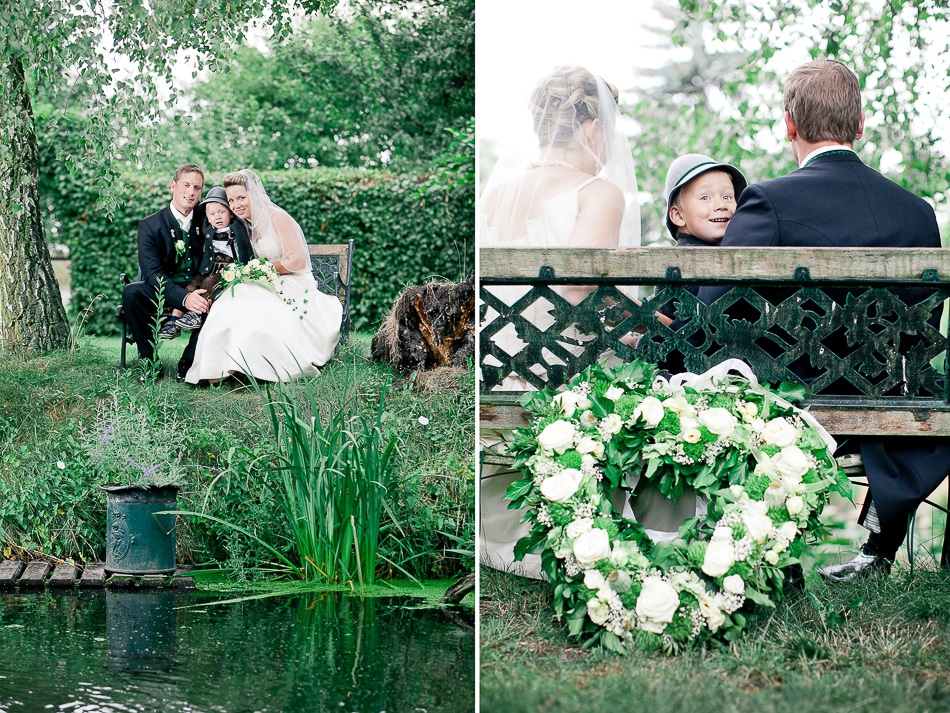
left=799, top=143, right=855, bottom=168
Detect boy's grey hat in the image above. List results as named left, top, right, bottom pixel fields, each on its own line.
left=199, top=186, right=229, bottom=209
left=664, top=153, right=747, bottom=238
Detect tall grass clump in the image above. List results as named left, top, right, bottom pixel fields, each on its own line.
left=254, top=375, right=398, bottom=585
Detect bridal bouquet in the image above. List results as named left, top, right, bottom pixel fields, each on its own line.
left=220, top=258, right=279, bottom=295
left=505, top=359, right=851, bottom=652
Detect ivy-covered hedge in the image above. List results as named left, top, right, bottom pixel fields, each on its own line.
left=57, top=168, right=474, bottom=336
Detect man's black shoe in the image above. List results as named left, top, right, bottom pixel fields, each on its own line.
left=176, top=362, right=190, bottom=383
left=817, top=543, right=892, bottom=583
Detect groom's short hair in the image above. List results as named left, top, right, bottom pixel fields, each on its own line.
left=784, top=59, right=862, bottom=144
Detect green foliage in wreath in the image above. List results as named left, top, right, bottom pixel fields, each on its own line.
left=505, top=359, right=851, bottom=653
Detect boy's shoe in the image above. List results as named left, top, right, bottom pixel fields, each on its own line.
left=158, top=319, right=180, bottom=340
left=178, top=311, right=203, bottom=331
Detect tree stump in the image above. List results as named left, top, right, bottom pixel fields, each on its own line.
left=372, top=272, right=474, bottom=372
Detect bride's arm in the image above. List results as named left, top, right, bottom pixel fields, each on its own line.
left=268, top=209, right=309, bottom=274
left=555, top=181, right=625, bottom=303
left=570, top=180, right=624, bottom=248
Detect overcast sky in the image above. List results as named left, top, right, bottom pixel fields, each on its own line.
left=475, top=0, right=667, bottom=159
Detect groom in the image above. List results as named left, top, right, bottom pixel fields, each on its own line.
left=122, top=163, right=210, bottom=382
left=698, top=59, right=949, bottom=581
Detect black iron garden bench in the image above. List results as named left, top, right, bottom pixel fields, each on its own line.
left=118, top=239, right=354, bottom=368
left=479, top=246, right=950, bottom=565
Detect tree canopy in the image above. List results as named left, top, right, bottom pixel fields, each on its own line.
left=631, top=0, right=950, bottom=244
left=148, top=0, right=474, bottom=173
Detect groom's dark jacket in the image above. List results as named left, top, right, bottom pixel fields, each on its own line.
left=136, top=205, right=203, bottom=312
left=698, top=150, right=948, bottom=534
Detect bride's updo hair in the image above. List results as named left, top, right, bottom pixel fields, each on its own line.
left=222, top=171, right=247, bottom=189
left=530, top=65, right=618, bottom=148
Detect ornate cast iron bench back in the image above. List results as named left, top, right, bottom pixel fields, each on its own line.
left=480, top=247, right=950, bottom=436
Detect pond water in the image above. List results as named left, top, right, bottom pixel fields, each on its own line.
left=0, top=589, right=474, bottom=712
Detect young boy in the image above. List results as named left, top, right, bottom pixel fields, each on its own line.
left=655, top=154, right=748, bottom=319
left=159, top=187, right=243, bottom=339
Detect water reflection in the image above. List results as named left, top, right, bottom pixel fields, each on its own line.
left=0, top=589, right=474, bottom=712
left=106, top=590, right=178, bottom=672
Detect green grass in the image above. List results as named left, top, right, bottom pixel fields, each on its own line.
left=480, top=563, right=950, bottom=713
left=0, top=332, right=474, bottom=582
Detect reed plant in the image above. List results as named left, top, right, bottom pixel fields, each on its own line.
left=252, top=375, right=398, bottom=585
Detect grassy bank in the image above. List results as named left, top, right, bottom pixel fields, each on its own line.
left=481, top=554, right=950, bottom=713
left=0, top=333, right=474, bottom=583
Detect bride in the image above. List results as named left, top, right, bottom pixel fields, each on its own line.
left=479, top=65, right=641, bottom=578
left=185, top=169, right=343, bottom=384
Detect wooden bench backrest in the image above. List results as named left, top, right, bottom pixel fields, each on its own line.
left=480, top=246, right=950, bottom=436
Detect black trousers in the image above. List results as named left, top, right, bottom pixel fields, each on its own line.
left=122, top=281, right=200, bottom=369
left=858, top=437, right=950, bottom=558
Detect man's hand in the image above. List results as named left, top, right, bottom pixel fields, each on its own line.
left=184, top=289, right=209, bottom=314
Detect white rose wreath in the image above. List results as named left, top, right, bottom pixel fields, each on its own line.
left=505, top=359, right=850, bottom=652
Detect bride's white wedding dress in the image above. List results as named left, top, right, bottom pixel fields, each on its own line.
left=185, top=224, right=342, bottom=383
left=480, top=177, right=604, bottom=579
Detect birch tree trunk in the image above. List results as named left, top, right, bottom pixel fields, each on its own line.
left=0, top=55, right=70, bottom=354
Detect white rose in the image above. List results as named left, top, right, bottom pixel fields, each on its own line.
left=764, top=550, right=780, bottom=565
left=729, top=484, right=745, bottom=499
left=698, top=408, right=738, bottom=438
left=634, top=397, right=665, bottom=428
left=600, top=414, right=623, bottom=435
left=761, top=417, right=799, bottom=447
left=779, top=521, right=799, bottom=542
left=698, top=594, right=726, bottom=632
left=581, top=453, right=597, bottom=468
left=738, top=401, right=758, bottom=420
left=587, top=598, right=610, bottom=625
left=742, top=500, right=774, bottom=543
left=539, top=468, right=583, bottom=503
left=681, top=427, right=702, bottom=444
left=702, top=539, right=736, bottom=578
left=573, top=528, right=611, bottom=565
left=773, top=446, right=810, bottom=479
left=566, top=517, right=594, bottom=539
left=786, top=495, right=804, bottom=517
left=635, top=577, right=679, bottom=631
left=749, top=417, right=766, bottom=433
left=591, top=442, right=605, bottom=459
left=722, top=574, right=746, bottom=595
left=605, top=386, right=625, bottom=401
left=537, top=420, right=576, bottom=454
left=242, top=265, right=252, bottom=275
left=781, top=471, right=804, bottom=494
left=711, top=525, right=733, bottom=542
left=580, top=410, right=598, bottom=429
left=553, top=391, right=579, bottom=417
left=584, top=569, right=607, bottom=590
left=575, top=436, right=599, bottom=455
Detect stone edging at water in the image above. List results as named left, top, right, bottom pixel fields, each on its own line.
left=0, top=560, right=195, bottom=590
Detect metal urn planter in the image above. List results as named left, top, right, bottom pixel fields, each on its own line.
left=102, top=484, right=179, bottom=574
